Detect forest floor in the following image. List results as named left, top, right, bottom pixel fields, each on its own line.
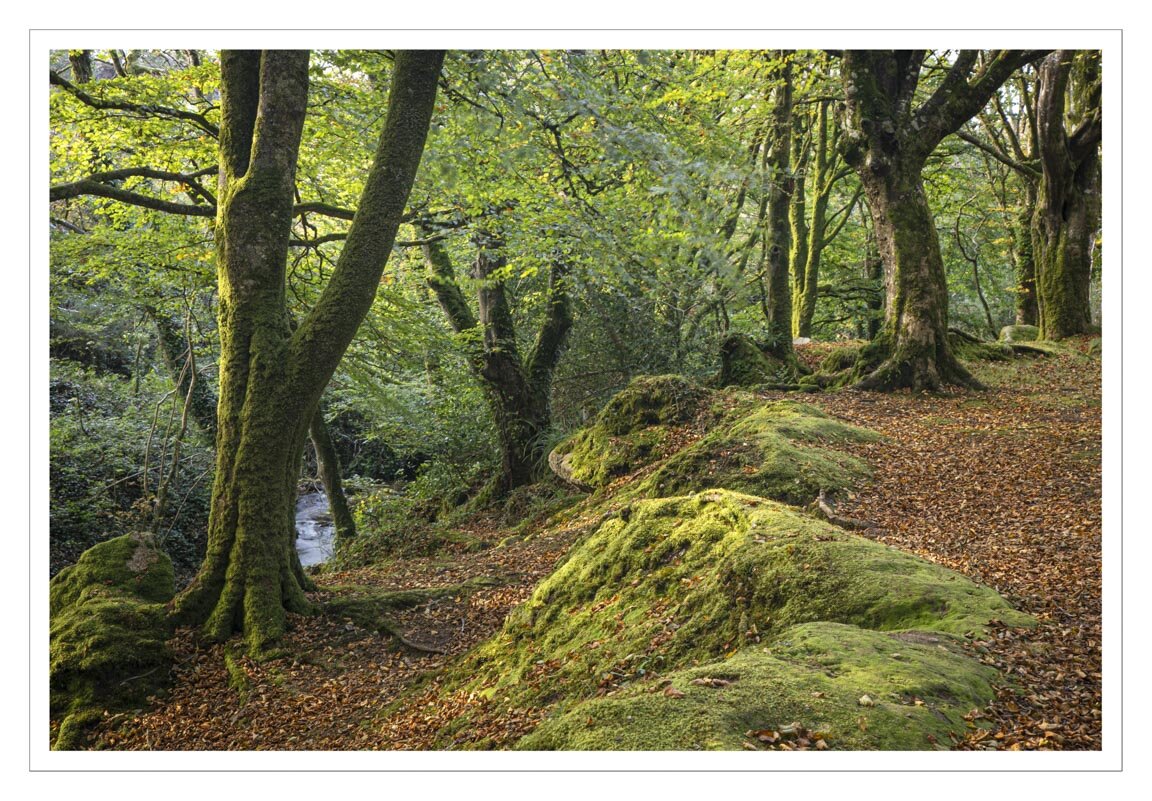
left=89, top=338, right=1103, bottom=752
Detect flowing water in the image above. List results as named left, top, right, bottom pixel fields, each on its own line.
left=295, top=490, right=335, bottom=567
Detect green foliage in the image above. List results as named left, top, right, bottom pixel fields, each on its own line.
left=49, top=358, right=214, bottom=577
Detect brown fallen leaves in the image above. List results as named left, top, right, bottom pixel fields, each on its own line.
left=90, top=339, right=1101, bottom=752
left=794, top=339, right=1102, bottom=751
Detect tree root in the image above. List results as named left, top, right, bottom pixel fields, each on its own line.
left=811, top=489, right=875, bottom=531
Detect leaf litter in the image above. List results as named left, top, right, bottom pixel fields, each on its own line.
left=88, top=340, right=1101, bottom=751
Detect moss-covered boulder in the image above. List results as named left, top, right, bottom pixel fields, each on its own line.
left=50, top=531, right=174, bottom=615
left=634, top=400, right=878, bottom=506
left=718, top=333, right=796, bottom=387
left=548, top=375, right=706, bottom=488
left=445, top=491, right=1031, bottom=750
left=999, top=324, right=1040, bottom=343
left=520, top=623, right=1001, bottom=751
left=50, top=533, right=175, bottom=749
left=552, top=380, right=876, bottom=507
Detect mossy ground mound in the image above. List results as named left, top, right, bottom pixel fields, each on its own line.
left=718, top=333, right=797, bottom=387
left=520, top=622, right=1000, bottom=751
left=549, top=375, right=707, bottom=488
left=49, top=533, right=175, bottom=750
left=999, top=324, right=1040, bottom=342
left=634, top=400, right=878, bottom=505
left=550, top=373, right=877, bottom=507
left=436, top=491, right=1030, bottom=750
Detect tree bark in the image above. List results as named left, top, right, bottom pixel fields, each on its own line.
left=310, top=407, right=357, bottom=540
left=148, top=306, right=218, bottom=443
left=763, top=53, right=795, bottom=363
left=1013, top=182, right=1039, bottom=325
left=172, top=50, right=443, bottom=652
left=839, top=49, right=1045, bottom=390
left=1033, top=50, right=1102, bottom=340
left=422, top=232, right=573, bottom=499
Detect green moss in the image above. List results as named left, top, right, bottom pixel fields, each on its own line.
left=434, top=492, right=1029, bottom=749
left=634, top=400, right=879, bottom=506
left=719, top=334, right=792, bottom=387
left=520, top=622, right=999, bottom=751
left=49, top=533, right=175, bottom=749
left=950, top=336, right=1013, bottom=363
left=820, top=345, right=862, bottom=374
left=999, top=324, right=1040, bottom=343
left=50, top=532, right=175, bottom=615
left=550, top=376, right=706, bottom=488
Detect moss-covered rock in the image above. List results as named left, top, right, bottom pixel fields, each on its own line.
left=819, top=345, right=862, bottom=374
left=718, top=333, right=797, bottom=387
left=634, top=400, right=878, bottom=506
left=949, top=334, right=1013, bottom=362
left=442, top=491, right=1030, bottom=750
left=50, top=531, right=175, bottom=615
left=999, top=324, right=1040, bottom=343
left=49, top=533, right=175, bottom=750
left=520, top=623, right=1000, bottom=751
left=551, top=380, right=875, bottom=506
left=548, top=375, right=706, bottom=488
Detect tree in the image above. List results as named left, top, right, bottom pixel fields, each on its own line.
left=838, top=49, right=1045, bottom=390
left=955, top=66, right=1044, bottom=327
left=790, top=89, right=860, bottom=339
left=1033, top=50, right=1102, bottom=339
left=420, top=228, right=572, bottom=498
left=52, top=50, right=445, bottom=651
left=761, top=52, right=795, bottom=363
left=170, top=50, right=442, bottom=651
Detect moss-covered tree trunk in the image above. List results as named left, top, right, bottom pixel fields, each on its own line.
left=172, top=50, right=443, bottom=652
left=763, top=53, right=795, bottom=364
left=148, top=306, right=218, bottom=443
left=839, top=49, right=1044, bottom=390
left=422, top=232, right=573, bottom=499
left=855, top=166, right=982, bottom=390
left=310, top=407, right=356, bottom=540
left=788, top=102, right=811, bottom=338
left=1013, top=183, right=1039, bottom=325
left=1033, top=50, right=1102, bottom=340
left=792, top=99, right=856, bottom=339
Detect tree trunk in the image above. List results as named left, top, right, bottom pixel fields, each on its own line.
left=763, top=53, right=795, bottom=363
left=148, top=306, right=218, bottom=443
left=1033, top=51, right=1102, bottom=340
left=788, top=104, right=810, bottom=338
left=1013, top=182, right=1039, bottom=325
left=838, top=49, right=1044, bottom=390
left=172, top=50, right=443, bottom=652
left=310, top=408, right=356, bottom=540
left=422, top=233, right=572, bottom=500
left=854, top=166, right=983, bottom=391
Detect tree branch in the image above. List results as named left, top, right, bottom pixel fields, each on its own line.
left=954, top=130, right=1041, bottom=178
left=50, top=69, right=220, bottom=137
left=50, top=178, right=216, bottom=216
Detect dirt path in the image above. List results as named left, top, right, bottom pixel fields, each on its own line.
left=91, top=343, right=1102, bottom=751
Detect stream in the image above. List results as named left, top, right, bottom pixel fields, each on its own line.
left=295, top=490, right=335, bottom=567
